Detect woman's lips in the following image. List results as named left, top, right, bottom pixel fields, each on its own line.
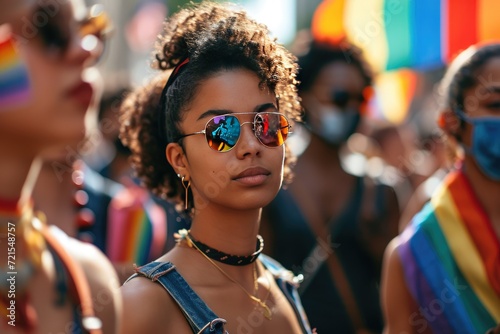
left=67, top=81, right=93, bottom=107
left=233, top=167, right=271, bottom=186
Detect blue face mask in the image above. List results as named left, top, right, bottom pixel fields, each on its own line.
left=458, top=110, right=500, bottom=181
left=312, top=105, right=360, bottom=146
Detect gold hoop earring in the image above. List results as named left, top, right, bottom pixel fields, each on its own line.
left=181, top=176, right=191, bottom=210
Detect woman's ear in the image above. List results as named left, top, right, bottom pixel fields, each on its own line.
left=166, top=143, right=189, bottom=177
left=438, top=109, right=461, bottom=136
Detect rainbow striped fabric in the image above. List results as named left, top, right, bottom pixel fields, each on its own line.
left=312, top=0, right=500, bottom=72
left=107, top=186, right=166, bottom=266
left=398, top=171, right=500, bottom=333
left=0, top=33, right=30, bottom=107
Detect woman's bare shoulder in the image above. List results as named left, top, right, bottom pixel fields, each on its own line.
left=49, top=228, right=122, bottom=334
left=381, top=236, right=421, bottom=334
left=121, top=273, right=193, bottom=334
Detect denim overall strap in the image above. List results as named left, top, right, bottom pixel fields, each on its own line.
left=127, top=261, right=227, bottom=334
left=259, top=254, right=313, bottom=334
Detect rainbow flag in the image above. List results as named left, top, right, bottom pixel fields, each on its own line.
left=0, top=33, right=30, bottom=108
left=369, top=69, right=416, bottom=124
left=107, top=186, right=166, bottom=266
left=312, top=0, right=500, bottom=72
left=398, top=171, right=500, bottom=333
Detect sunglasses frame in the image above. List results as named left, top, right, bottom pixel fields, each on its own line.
left=30, top=3, right=111, bottom=61
left=177, top=112, right=292, bottom=152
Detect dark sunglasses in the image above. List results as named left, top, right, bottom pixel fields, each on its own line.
left=331, top=90, right=365, bottom=108
left=177, top=112, right=291, bottom=152
left=35, top=4, right=111, bottom=61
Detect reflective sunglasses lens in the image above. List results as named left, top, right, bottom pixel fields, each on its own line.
left=35, top=4, right=110, bottom=60
left=205, top=115, right=241, bottom=152
left=80, top=5, right=112, bottom=63
left=255, top=113, right=289, bottom=147
left=80, top=5, right=112, bottom=39
left=37, top=6, right=71, bottom=55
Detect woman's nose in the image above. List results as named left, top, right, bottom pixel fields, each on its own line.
left=235, top=122, right=262, bottom=158
left=64, top=30, right=93, bottom=66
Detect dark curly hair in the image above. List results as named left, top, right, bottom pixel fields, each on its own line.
left=297, top=39, right=373, bottom=93
left=439, top=43, right=500, bottom=115
left=120, top=1, right=301, bottom=211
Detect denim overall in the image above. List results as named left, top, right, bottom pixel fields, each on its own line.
left=126, top=254, right=313, bottom=333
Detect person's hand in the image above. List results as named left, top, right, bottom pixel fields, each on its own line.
left=0, top=0, right=36, bottom=24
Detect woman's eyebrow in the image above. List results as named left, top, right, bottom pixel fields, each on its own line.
left=197, top=109, right=232, bottom=120
left=254, top=102, right=278, bottom=113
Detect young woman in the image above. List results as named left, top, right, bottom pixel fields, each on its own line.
left=381, top=43, right=500, bottom=334
left=0, top=1, right=121, bottom=333
left=119, top=2, right=312, bottom=333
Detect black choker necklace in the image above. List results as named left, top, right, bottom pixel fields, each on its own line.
left=178, top=229, right=264, bottom=266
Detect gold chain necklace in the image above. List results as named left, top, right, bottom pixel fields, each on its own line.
left=184, top=232, right=273, bottom=320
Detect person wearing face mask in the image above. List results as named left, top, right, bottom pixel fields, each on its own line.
left=260, top=38, right=400, bottom=333
left=381, top=43, right=500, bottom=334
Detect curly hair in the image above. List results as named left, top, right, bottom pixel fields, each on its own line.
left=297, top=39, right=373, bottom=93
left=120, top=1, right=301, bottom=211
left=439, top=43, right=500, bottom=115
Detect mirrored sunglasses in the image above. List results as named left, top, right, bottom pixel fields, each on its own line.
left=33, top=3, right=111, bottom=61
left=178, top=112, right=291, bottom=152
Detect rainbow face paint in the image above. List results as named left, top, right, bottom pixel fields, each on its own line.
left=0, top=30, right=31, bottom=109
